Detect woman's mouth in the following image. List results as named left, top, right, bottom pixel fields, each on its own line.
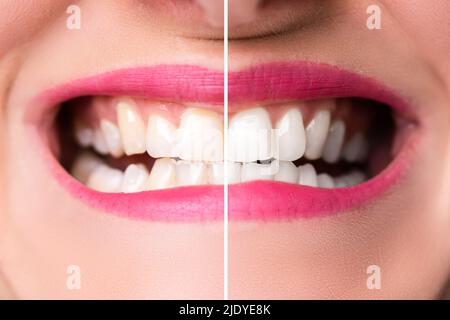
left=28, top=62, right=419, bottom=221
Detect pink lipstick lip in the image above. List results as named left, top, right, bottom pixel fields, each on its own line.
left=28, top=62, right=418, bottom=222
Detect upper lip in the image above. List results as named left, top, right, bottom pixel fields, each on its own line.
left=27, top=62, right=419, bottom=222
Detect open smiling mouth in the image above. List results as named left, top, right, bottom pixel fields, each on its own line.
left=28, top=62, right=418, bottom=221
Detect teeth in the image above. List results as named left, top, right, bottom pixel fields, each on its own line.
left=323, top=119, right=346, bottom=163
left=145, top=158, right=176, bottom=190
left=343, top=132, right=369, bottom=162
left=117, top=98, right=146, bottom=155
left=93, top=128, right=109, bottom=155
left=146, top=115, right=177, bottom=158
left=100, top=120, right=124, bottom=157
left=229, top=108, right=272, bottom=162
left=74, top=120, right=94, bottom=147
left=274, top=161, right=299, bottom=183
left=298, top=164, right=318, bottom=187
left=86, top=165, right=123, bottom=192
left=317, top=173, right=335, bottom=189
left=176, top=108, right=223, bottom=162
left=208, top=162, right=243, bottom=185
left=120, top=164, right=149, bottom=193
left=275, top=109, right=306, bottom=161
left=305, top=109, right=331, bottom=160
left=176, top=161, right=208, bottom=186
left=227, top=162, right=242, bottom=184
left=71, top=152, right=103, bottom=183
left=241, top=163, right=274, bottom=182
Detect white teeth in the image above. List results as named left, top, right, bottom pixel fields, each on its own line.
left=93, top=128, right=109, bottom=155
left=86, top=165, right=123, bottom=193
left=274, top=161, right=299, bottom=183
left=323, top=119, right=346, bottom=163
left=176, top=161, right=208, bottom=186
left=208, top=163, right=224, bottom=185
left=317, top=173, right=335, bottom=189
left=145, top=158, right=176, bottom=190
left=146, top=115, right=177, bottom=158
left=305, top=109, right=331, bottom=160
left=298, top=164, right=318, bottom=187
left=120, top=164, right=149, bottom=193
left=100, top=120, right=124, bottom=157
left=241, top=163, right=274, bottom=182
left=74, top=120, right=94, bottom=147
left=176, top=108, right=223, bottom=162
left=275, top=109, right=306, bottom=161
left=117, top=99, right=146, bottom=155
left=343, top=133, right=369, bottom=162
left=228, top=108, right=272, bottom=162
left=71, top=152, right=103, bottom=183
left=227, top=162, right=242, bottom=184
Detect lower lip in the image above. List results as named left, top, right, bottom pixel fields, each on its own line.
left=30, top=62, right=418, bottom=222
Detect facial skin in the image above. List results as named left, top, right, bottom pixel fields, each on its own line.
left=0, top=0, right=449, bottom=299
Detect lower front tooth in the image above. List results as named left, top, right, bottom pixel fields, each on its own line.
left=274, top=161, right=299, bottom=183
left=317, top=173, right=335, bottom=189
left=145, top=158, right=176, bottom=190
left=120, top=164, right=149, bottom=193
left=241, top=163, right=274, bottom=182
left=86, top=165, right=123, bottom=192
left=176, top=161, right=208, bottom=186
left=298, top=164, right=318, bottom=187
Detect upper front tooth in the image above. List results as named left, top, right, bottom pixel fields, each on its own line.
left=241, top=163, right=274, bottom=182
left=117, top=98, right=146, bottom=155
left=120, top=164, right=149, bottom=193
left=176, top=161, right=208, bottom=186
left=100, top=120, right=124, bottom=158
left=93, top=128, right=109, bottom=155
left=228, top=107, right=272, bottom=162
left=275, top=108, right=306, bottom=161
left=322, top=119, right=346, bottom=163
left=305, top=108, right=331, bottom=160
left=298, top=163, right=318, bottom=187
left=146, top=115, right=177, bottom=158
left=74, top=120, right=94, bottom=147
left=145, top=158, right=176, bottom=190
left=274, top=161, right=299, bottom=183
left=343, top=132, right=369, bottom=162
left=86, top=165, right=123, bottom=192
left=176, top=108, right=223, bottom=162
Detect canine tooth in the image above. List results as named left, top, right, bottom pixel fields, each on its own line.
left=71, top=152, right=103, bottom=183
left=86, top=165, right=123, bottom=192
left=305, top=109, right=331, bottom=160
left=176, top=108, right=223, bottom=162
left=120, top=164, right=149, bottom=193
left=275, top=109, right=306, bottom=161
left=145, top=158, right=176, bottom=190
left=100, top=120, right=124, bottom=157
left=274, top=161, right=299, bottom=183
left=176, top=161, right=208, bottom=186
left=298, top=164, right=318, bottom=187
left=317, top=173, right=335, bottom=189
left=93, top=128, right=109, bottom=155
left=241, top=163, right=274, bottom=182
left=323, top=120, right=346, bottom=163
left=343, top=133, right=369, bottom=162
left=228, top=107, right=272, bottom=162
left=74, top=120, right=94, bottom=147
left=117, top=99, right=146, bottom=155
left=146, top=115, right=177, bottom=158
left=228, top=162, right=242, bottom=184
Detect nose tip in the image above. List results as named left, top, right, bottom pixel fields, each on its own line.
left=196, top=0, right=261, bottom=28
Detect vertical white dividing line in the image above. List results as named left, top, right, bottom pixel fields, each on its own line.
left=223, top=0, right=229, bottom=301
